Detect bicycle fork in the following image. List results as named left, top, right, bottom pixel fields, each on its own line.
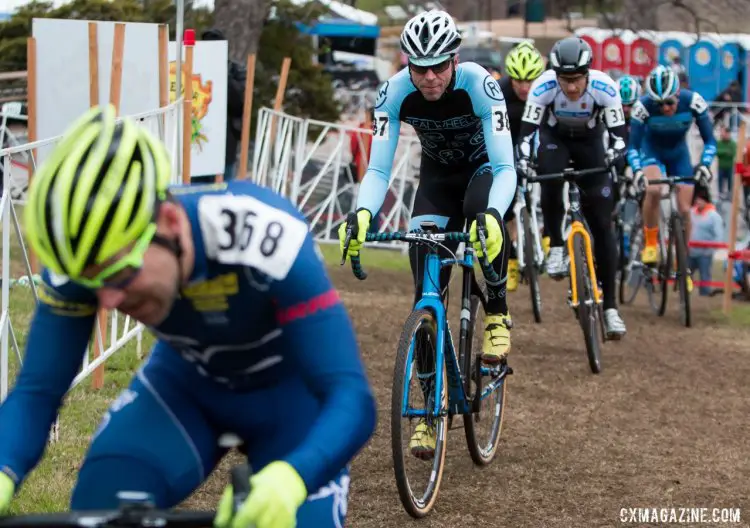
left=567, top=220, right=602, bottom=308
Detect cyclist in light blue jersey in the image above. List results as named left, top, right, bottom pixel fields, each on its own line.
left=338, top=9, right=516, bottom=460
left=0, top=105, right=377, bottom=528
left=627, top=65, right=716, bottom=267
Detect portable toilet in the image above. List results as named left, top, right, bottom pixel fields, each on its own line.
left=687, top=36, right=720, bottom=101
left=629, top=32, right=657, bottom=81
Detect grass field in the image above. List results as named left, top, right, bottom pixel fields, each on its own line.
left=0, top=236, right=408, bottom=513
left=1, top=224, right=750, bottom=513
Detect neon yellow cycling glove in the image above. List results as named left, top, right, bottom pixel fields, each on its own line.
left=337, top=209, right=371, bottom=259
left=0, top=472, right=15, bottom=514
left=469, top=213, right=504, bottom=263
left=214, top=461, right=307, bottom=528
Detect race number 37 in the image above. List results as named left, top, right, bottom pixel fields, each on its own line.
left=198, top=194, right=308, bottom=280
left=373, top=111, right=389, bottom=141
left=491, top=106, right=511, bottom=136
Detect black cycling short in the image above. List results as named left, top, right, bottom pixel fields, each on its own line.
left=536, top=125, right=618, bottom=310
left=408, top=160, right=510, bottom=314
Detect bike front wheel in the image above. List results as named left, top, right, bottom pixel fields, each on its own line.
left=672, top=215, right=691, bottom=328
left=522, top=207, right=542, bottom=323
left=463, top=294, right=506, bottom=466
left=572, top=233, right=602, bottom=374
left=391, top=309, right=448, bottom=518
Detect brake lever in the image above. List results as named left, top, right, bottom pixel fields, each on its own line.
left=340, top=212, right=358, bottom=265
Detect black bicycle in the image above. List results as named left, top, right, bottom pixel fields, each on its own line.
left=648, top=175, right=694, bottom=327
left=0, top=465, right=252, bottom=528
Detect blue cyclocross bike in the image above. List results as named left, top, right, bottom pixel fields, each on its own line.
left=341, top=213, right=512, bottom=518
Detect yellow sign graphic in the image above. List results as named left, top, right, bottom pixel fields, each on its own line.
left=169, top=61, right=213, bottom=151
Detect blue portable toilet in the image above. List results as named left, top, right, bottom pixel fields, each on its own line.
left=659, top=38, right=686, bottom=68
left=687, top=39, right=720, bottom=101
left=719, top=42, right=741, bottom=95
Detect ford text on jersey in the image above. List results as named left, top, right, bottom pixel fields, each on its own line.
left=517, top=69, right=628, bottom=159
left=356, top=62, right=517, bottom=218
left=0, top=180, right=377, bottom=494
left=626, top=90, right=717, bottom=172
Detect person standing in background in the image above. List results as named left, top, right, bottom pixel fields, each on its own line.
left=689, top=185, right=723, bottom=296
left=716, top=126, right=737, bottom=201
left=201, top=28, right=247, bottom=182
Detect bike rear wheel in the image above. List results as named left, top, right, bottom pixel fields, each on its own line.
left=463, top=292, right=506, bottom=466
left=572, top=234, right=602, bottom=374
left=672, top=215, right=691, bottom=328
left=391, top=309, right=448, bottom=518
left=522, top=207, right=542, bottom=323
left=619, top=226, right=645, bottom=305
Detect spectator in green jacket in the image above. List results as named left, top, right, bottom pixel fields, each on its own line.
left=716, top=126, right=737, bottom=200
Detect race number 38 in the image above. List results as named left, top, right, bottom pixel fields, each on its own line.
left=491, top=106, right=511, bottom=136
left=198, top=195, right=308, bottom=280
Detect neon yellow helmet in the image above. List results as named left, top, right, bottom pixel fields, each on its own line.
left=24, top=104, right=172, bottom=286
left=504, top=42, right=544, bottom=81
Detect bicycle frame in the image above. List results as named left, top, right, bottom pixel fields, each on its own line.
left=407, top=248, right=476, bottom=418
left=566, top=190, right=602, bottom=308
left=514, top=180, right=545, bottom=271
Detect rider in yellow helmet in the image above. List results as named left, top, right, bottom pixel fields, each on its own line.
left=14, top=104, right=377, bottom=528
left=25, top=104, right=173, bottom=286
left=499, top=41, right=545, bottom=292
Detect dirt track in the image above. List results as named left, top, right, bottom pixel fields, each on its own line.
left=187, top=266, right=750, bottom=527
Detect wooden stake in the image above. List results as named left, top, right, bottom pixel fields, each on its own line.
left=25, top=37, right=38, bottom=274
left=182, top=32, right=195, bottom=184
left=723, top=120, right=746, bottom=314
left=158, top=24, right=168, bottom=109
left=237, top=54, right=256, bottom=181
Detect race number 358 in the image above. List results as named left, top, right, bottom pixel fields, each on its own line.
left=491, top=106, right=511, bottom=136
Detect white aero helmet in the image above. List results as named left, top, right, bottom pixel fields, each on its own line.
left=400, top=10, right=461, bottom=67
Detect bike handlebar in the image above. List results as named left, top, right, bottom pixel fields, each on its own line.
left=0, top=465, right=253, bottom=528
left=340, top=212, right=499, bottom=283
left=646, top=175, right=696, bottom=186
left=526, top=166, right=612, bottom=183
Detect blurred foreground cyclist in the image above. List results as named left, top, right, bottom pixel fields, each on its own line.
left=0, top=105, right=376, bottom=528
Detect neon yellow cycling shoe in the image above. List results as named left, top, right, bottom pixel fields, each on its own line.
left=642, top=245, right=659, bottom=265
left=507, top=259, right=519, bottom=292
left=409, top=419, right=436, bottom=460
left=481, top=313, right=512, bottom=365
left=542, top=236, right=550, bottom=257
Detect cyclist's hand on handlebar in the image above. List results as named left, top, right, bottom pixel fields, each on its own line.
left=0, top=472, right=14, bottom=515
left=338, top=209, right=371, bottom=259
left=516, top=157, right=530, bottom=178
left=469, top=210, right=504, bottom=263
left=693, top=164, right=712, bottom=184
left=631, top=169, right=647, bottom=195
left=215, top=461, right=307, bottom=528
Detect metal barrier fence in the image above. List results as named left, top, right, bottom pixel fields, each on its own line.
left=252, top=107, right=420, bottom=250
left=0, top=101, right=183, bottom=441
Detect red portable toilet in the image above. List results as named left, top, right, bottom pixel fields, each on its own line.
left=577, top=31, right=602, bottom=70
left=601, top=34, right=627, bottom=77
left=629, top=35, right=657, bottom=80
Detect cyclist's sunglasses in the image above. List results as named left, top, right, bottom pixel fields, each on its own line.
left=660, top=97, right=678, bottom=107
left=409, top=58, right=453, bottom=75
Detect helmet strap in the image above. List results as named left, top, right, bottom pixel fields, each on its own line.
left=151, top=232, right=186, bottom=288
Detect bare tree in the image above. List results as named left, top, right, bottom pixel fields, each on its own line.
left=213, top=0, right=273, bottom=63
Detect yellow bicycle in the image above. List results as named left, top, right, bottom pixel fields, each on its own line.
left=527, top=166, right=615, bottom=374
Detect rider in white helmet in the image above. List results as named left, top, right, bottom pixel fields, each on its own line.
left=340, top=9, right=517, bottom=459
